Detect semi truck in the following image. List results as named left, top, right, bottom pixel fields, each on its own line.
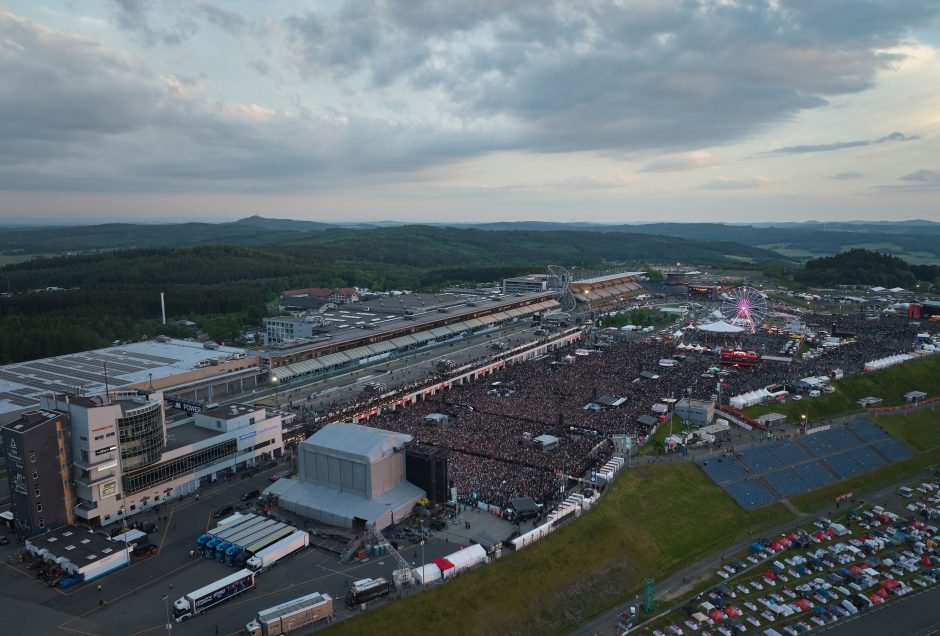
left=247, top=530, right=310, bottom=572
left=344, top=577, right=390, bottom=608
left=245, top=591, right=332, bottom=636
left=173, top=569, right=255, bottom=622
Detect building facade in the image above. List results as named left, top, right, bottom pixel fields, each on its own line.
left=1, top=409, right=74, bottom=536
left=38, top=392, right=284, bottom=527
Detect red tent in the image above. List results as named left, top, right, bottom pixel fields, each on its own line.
left=875, top=588, right=889, bottom=599
left=708, top=609, right=724, bottom=623
left=850, top=565, right=861, bottom=573
left=794, top=599, right=810, bottom=612
left=725, top=606, right=740, bottom=618
left=921, top=556, right=932, bottom=567
left=433, top=557, right=455, bottom=577
left=825, top=528, right=836, bottom=538
left=880, top=579, right=900, bottom=590
left=813, top=531, right=826, bottom=541
left=869, top=594, right=881, bottom=605
left=786, top=532, right=798, bottom=541
left=764, top=570, right=777, bottom=580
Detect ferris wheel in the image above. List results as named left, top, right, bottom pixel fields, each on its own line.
left=720, top=286, right=768, bottom=332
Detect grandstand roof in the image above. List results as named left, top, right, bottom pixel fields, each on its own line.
left=571, top=272, right=644, bottom=285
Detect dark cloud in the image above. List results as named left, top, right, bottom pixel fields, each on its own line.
left=284, top=1, right=939, bottom=154
left=639, top=152, right=716, bottom=173
left=0, top=11, right=495, bottom=192
left=901, top=169, right=940, bottom=182
left=107, top=0, right=246, bottom=45
left=830, top=171, right=865, bottom=180
left=771, top=131, right=918, bottom=154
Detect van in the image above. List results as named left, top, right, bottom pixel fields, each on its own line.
left=899, top=487, right=914, bottom=499
left=809, top=390, right=821, bottom=398
left=241, top=489, right=260, bottom=501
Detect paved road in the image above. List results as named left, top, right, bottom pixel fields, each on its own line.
left=816, top=584, right=940, bottom=636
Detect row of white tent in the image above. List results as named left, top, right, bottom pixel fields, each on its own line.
left=413, top=544, right=488, bottom=584
left=510, top=458, right=623, bottom=552
left=676, top=343, right=714, bottom=353
left=864, top=353, right=914, bottom=372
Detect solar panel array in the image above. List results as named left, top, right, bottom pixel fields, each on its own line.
left=699, top=458, right=747, bottom=484
left=723, top=479, right=776, bottom=509
left=799, top=428, right=857, bottom=456
left=738, top=440, right=808, bottom=473
left=701, top=418, right=913, bottom=510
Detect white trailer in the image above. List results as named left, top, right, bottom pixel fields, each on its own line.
left=173, top=569, right=255, bottom=622
left=246, top=530, right=310, bottom=572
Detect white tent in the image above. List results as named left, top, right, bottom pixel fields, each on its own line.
left=673, top=330, right=684, bottom=338
left=697, top=320, right=746, bottom=334
left=730, top=389, right=771, bottom=409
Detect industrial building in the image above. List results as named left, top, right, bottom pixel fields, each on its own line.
left=29, top=391, right=284, bottom=528
left=1, top=410, right=74, bottom=536
left=502, top=274, right=561, bottom=294
left=674, top=399, right=715, bottom=427
left=0, top=338, right=264, bottom=426
left=265, top=423, right=425, bottom=531
left=25, top=525, right=129, bottom=582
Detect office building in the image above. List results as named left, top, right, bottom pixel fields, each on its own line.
left=1, top=409, right=74, bottom=536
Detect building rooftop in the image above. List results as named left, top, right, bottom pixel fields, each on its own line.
left=262, top=291, right=556, bottom=356
left=27, top=525, right=123, bottom=567
left=200, top=403, right=261, bottom=420
left=305, top=423, right=412, bottom=464
left=164, top=421, right=221, bottom=452
left=1, top=409, right=63, bottom=434
left=0, top=338, right=251, bottom=418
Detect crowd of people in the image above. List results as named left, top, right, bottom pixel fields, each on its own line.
left=301, top=308, right=939, bottom=510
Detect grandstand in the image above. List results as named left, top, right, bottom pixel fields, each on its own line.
left=568, top=272, right=644, bottom=306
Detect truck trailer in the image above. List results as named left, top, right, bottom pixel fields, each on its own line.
left=247, top=530, right=310, bottom=572
left=173, top=568, right=255, bottom=622
left=344, top=578, right=390, bottom=608
left=245, top=591, right=332, bottom=636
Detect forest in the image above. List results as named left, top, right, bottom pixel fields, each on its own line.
left=796, top=249, right=940, bottom=288
left=0, top=225, right=785, bottom=364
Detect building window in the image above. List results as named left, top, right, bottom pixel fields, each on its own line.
left=154, top=495, right=160, bottom=501
left=38, top=519, right=45, bottom=529
left=36, top=503, right=42, bottom=512
left=104, top=515, right=110, bottom=521
left=32, top=471, right=38, bottom=480
left=34, top=487, right=40, bottom=497
left=129, top=504, right=136, bottom=511
left=29, top=451, right=36, bottom=463
left=80, top=450, right=89, bottom=463
left=217, top=421, right=222, bottom=429
left=79, top=435, right=88, bottom=441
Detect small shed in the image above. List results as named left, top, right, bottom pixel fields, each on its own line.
left=857, top=396, right=883, bottom=408
left=757, top=413, right=787, bottom=428
left=636, top=415, right=658, bottom=429
left=533, top=434, right=560, bottom=451
left=904, top=391, right=928, bottom=404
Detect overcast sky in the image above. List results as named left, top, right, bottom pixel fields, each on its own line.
left=1, top=1, right=939, bottom=224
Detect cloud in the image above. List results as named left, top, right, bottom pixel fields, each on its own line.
left=770, top=131, right=919, bottom=154
left=830, top=171, right=865, bottom=180
left=639, top=152, right=717, bottom=173
left=701, top=176, right=769, bottom=190
left=283, top=1, right=939, bottom=155
left=901, top=169, right=940, bottom=182
left=0, top=11, right=497, bottom=192
left=106, top=0, right=246, bottom=45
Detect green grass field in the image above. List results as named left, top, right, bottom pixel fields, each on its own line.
left=323, top=464, right=792, bottom=636
left=873, top=408, right=940, bottom=452
left=744, top=355, right=940, bottom=422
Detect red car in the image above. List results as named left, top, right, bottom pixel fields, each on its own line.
left=269, top=470, right=290, bottom=483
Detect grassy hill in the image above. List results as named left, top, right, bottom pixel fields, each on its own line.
left=743, top=355, right=940, bottom=422
left=324, top=463, right=791, bottom=636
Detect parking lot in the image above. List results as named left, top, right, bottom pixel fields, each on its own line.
left=629, top=468, right=940, bottom=636
left=0, top=460, right=496, bottom=636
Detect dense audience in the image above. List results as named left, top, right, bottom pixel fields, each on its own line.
left=302, top=310, right=939, bottom=509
